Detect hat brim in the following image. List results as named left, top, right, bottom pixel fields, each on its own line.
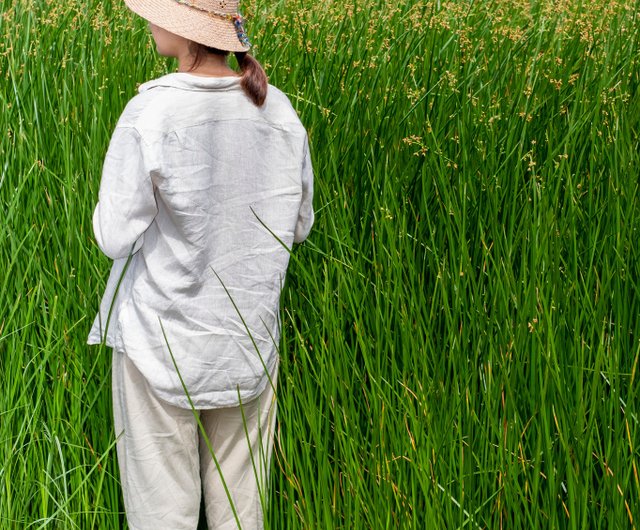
left=124, top=0, right=251, bottom=52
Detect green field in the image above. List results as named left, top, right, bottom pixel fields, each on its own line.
left=1, top=0, right=639, bottom=527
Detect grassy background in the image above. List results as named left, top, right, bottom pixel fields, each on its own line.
left=1, top=0, right=639, bottom=527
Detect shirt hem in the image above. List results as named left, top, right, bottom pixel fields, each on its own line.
left=132, top=353, right=279, bottom=410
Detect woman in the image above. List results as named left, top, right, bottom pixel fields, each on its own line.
left=86, top=0, right=315, bottom=528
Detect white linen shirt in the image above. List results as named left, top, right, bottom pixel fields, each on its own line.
left=86, top=72, right=314, bottom=409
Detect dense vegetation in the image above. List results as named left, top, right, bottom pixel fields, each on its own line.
left=1, top=0, right=639, bottom=527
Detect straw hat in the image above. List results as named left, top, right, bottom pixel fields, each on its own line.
left=124, top=0, right=252, bottom=52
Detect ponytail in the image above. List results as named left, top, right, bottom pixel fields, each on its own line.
left=235, top=52, right=268, bottom=107
left=187, top=43, right=268, bottom=107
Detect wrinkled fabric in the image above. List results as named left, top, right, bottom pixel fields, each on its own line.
left=87, top=73, right=314, bottom=408
left=112, top=348, right=278, bottom=529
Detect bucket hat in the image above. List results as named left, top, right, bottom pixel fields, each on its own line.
left=124, top=0, right=252, bottom=52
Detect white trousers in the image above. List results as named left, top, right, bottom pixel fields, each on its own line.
left=111, top=349, right=278, bottom=530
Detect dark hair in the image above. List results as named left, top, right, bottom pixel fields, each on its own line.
left=187, top=42, right=268, bottom=107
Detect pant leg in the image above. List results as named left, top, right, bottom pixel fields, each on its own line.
left=199, top=367, right=279, bottom=530
left=112, top=349, right=202, bottom=530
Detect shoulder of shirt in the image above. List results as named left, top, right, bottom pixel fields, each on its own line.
left=264, top=84, right=296, bottom=111
left=113, top=75, right=307, bottom=136
left=113, top=88, right=165, bottom=132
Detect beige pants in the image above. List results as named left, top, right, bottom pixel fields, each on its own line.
left=111, top=349, right=278, bottom=530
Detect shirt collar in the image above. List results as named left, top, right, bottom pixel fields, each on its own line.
left=138, top=72, right=243, bottom=93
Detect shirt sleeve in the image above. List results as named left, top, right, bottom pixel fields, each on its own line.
left=293, top=134, right=315, bottom=243
left=92, top=126, right=158, bottom=260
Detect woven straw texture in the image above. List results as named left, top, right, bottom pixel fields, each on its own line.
left=124, top=0, right=251, bottom=52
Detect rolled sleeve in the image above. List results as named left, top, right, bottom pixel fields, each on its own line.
left=93, top=126, right=158, bottom=260
left=293, top=135, right=315, bottom=243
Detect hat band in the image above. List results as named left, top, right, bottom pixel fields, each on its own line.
left=171, top=0, right=252, bottom=48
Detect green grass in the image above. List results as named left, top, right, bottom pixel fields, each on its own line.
left=1, top=0, right=639, bottom=527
